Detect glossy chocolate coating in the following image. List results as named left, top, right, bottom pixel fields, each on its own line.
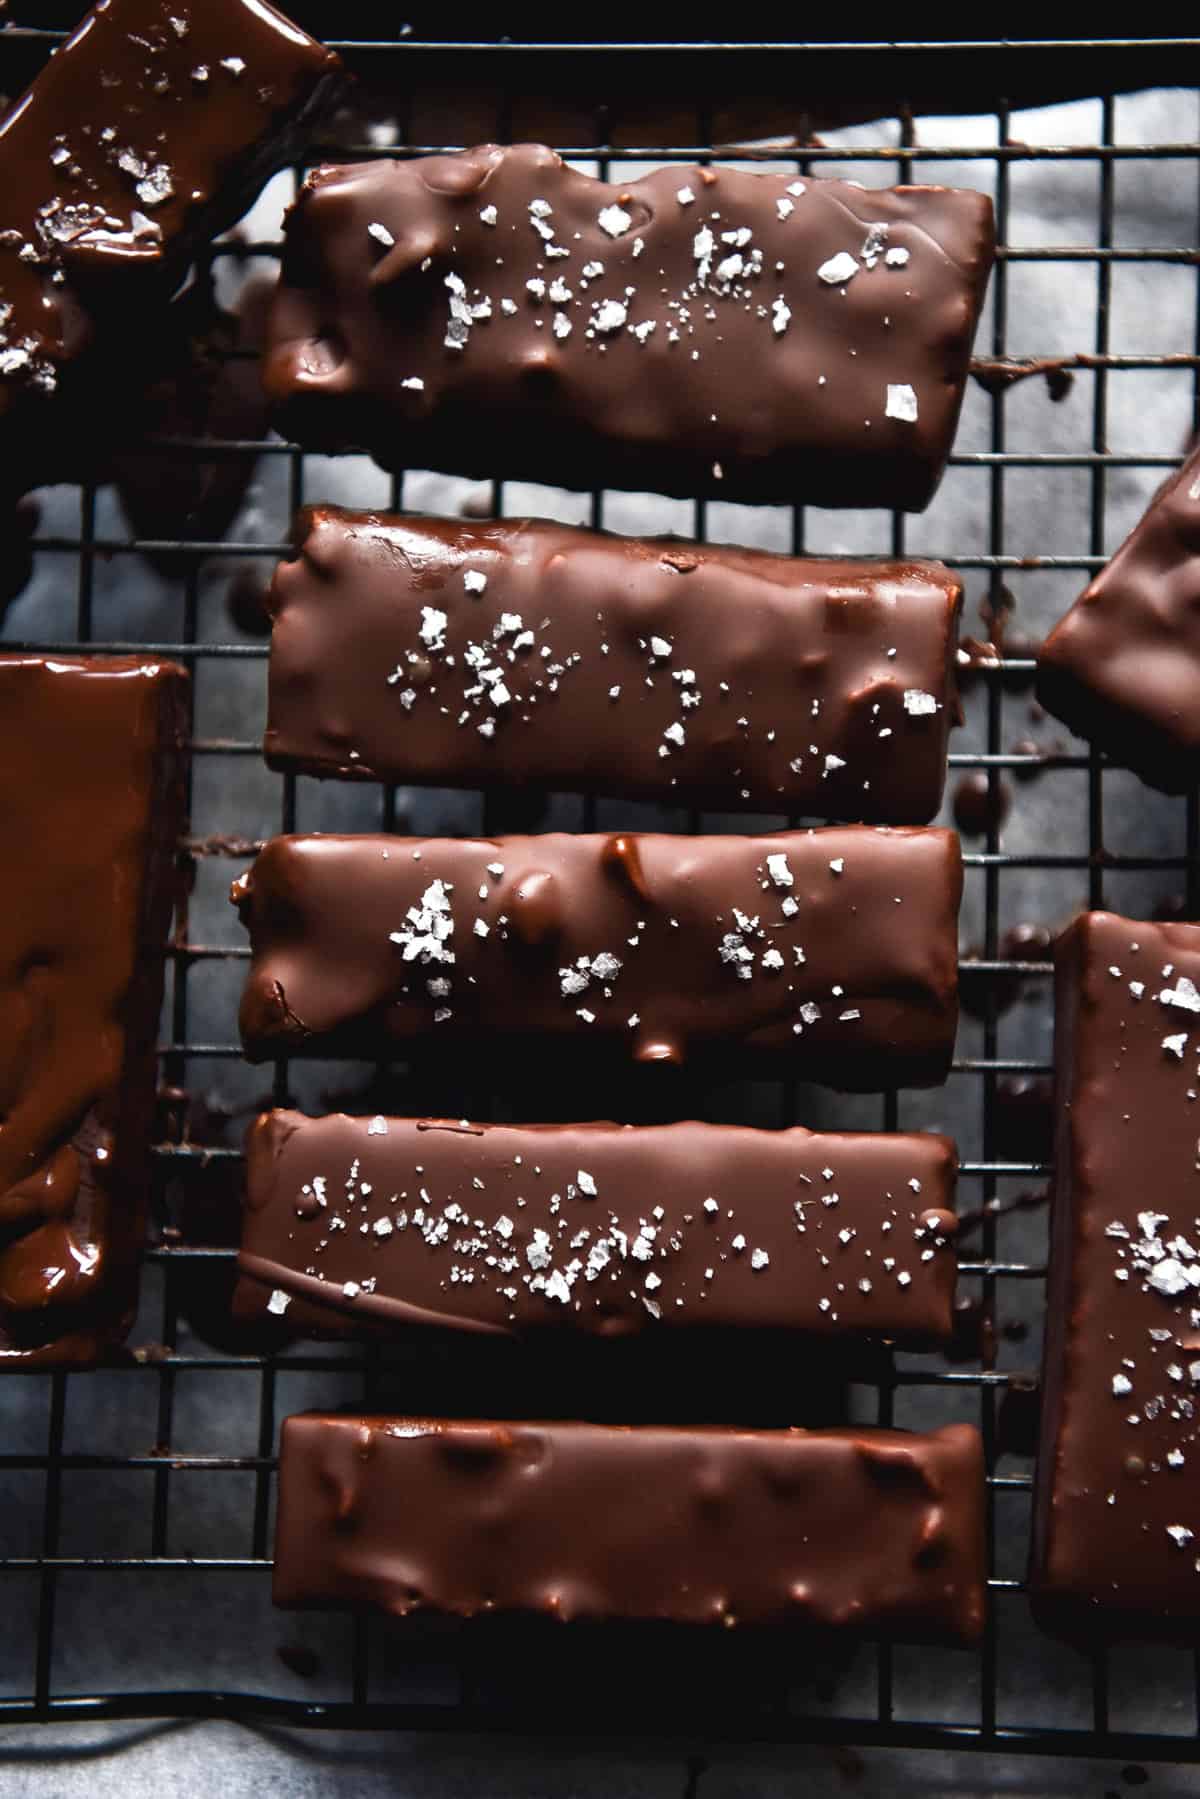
left=1037, top=449, right=1200, bottom=792
left=273, top=1414, right=986, bottom=1644
left=237, top=1110, right=958, bottom=1344
left=265, top=507, right=962, bottom=824
left=0, top=655, right=188, bottom=1366
left=1033, top=912, right=1200, bottom=1637
left=0, top=0, right=340, bottom=427
left=232, top=828, right=962, bottom=1088
left=264, top=143, right=994, bottom=511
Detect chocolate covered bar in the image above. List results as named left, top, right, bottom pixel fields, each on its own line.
left=274, top=1414, right=987, bottom=1644
left=238, top=1111, right=959, bottom=1344
left=0, top=0, right=340, bottom=450
left=1033, top=912, right=1200, bottom=1637
left=232, top=828, right=962, bottom=1087
left=1037, top=448, right=1200, bottom=792
left=264, top=143, right=994, bottom=511
left=265, top=508, right=962, bottom=824
left=0, top=655, right=188, bottom=1366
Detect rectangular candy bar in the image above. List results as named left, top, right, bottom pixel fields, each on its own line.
left=0, top=655, right=188, bottom=1366
left=237, top=1111, right=959, bottom=1345
left=264, top=143, right=994, bottom=512
left=274, top=1414, right=987, bottom=1644
left=232, top=828, right=962, bottom=1088
left=1033, top=912, right=1200, bottom=1637
left=1037, top=448, right=1200, bottom=793
left=0, top=0, right=340, bottom=428
left=265, top=507, right=962, bottom=824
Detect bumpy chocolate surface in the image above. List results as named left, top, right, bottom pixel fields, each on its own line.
left=274, top=1414, right=986, bottom=1643
left=238, top=1111, right=959, bottom=1344
left=0, top=655, right=188, bottom=1366
left=1033, top=912, right=1200, bottom=1636
left=1037, top=449, right=1200, bottom=792
left=264, top=143, right=994, bottom=511
left=266, top=507, right=961, bottom=824
left=232, top=828, right=961, bottom=1087
left=0, top=0, right=340, bottom=435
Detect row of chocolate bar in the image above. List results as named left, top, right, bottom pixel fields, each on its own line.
left=0, top=0, right=1195, bottom=1656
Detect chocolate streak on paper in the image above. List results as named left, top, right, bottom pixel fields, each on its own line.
left=1038, top=446, right=1200, bottom=793
left=265, top=507, right=961, bottom=825
left=231, top=828, right=962, bottom=1089
left=264, top=143, right=994, bottom=512
left=1033, top=912, right=1200, bottom=1637
left=0, top=655, right=188, bottom=1366
left=237, top=1111, right=958, bottom=1345
left=273, top=1414, right=987, bottom=1646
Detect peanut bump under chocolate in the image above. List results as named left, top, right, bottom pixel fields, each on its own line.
left=266, top=507, right=962, bottom=824
left=1037, top=446, right=1200, bottom=793
left=1033, top=912, right=1200, bottom=1638
left=0, top=0, right=340, bottom=459
left=238, top=1111, right=959, bottom=1345
left=232, top=828, right=962, bottom=1088
left=0, top=654, right=189, bottom=1366
left=274, top=1414, right=987, bottom=1645
left=264, top=143, right=995, bottom=511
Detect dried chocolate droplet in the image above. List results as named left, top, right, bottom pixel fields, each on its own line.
left=227, top=567, right=272, bottom=638
left=953, top=770, right=1012, bottom=837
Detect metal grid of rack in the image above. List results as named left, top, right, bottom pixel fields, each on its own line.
left=1, top=26, right=1199, bottom=1770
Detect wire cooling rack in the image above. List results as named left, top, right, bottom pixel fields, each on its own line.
left=2, top=25, right=1200, bottom=1773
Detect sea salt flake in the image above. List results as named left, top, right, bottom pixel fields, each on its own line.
left=903, top=688, right=938, bottom=716
left=886, top=383, right=919, bottom=423
left=593, top=299, right=627, bottom=334
left=598, top=203, right=632, bottom=237
left=817, top=251, right=859, bottom=285
left=368, top=222, right=395, bottom=248
left=1160, top=977, right=1200, bottom=1014
left=367, top=1116, right=388, bottom=1136
left=463, top=570, right=487, bottom=594
left=267, top=1289, right=290, bottom=1315
left=750, top=1248, right=770, bottom=1271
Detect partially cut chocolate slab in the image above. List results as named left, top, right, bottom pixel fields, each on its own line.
left=231, top=828, right=962, bottom=1088
left=0, top=0, right=340, bottom=464
left=0, top=655, right=189, bottom=1366
left=264, top=143, right=994, bottom=511
left=274, top=1414, right=987, bottom=1645
left=265, top=507, right=962, bottom=824
left=1037, top=448, right=1200, bottom=792
left=1033, top=911, right=1200, bottom=1637
left=237, top=1111, right=959, bottom=1344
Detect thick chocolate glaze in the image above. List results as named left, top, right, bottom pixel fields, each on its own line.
left=0, top=0, right=340, bottom=448
left=237, top=1111, right=958, bottom=1345
left=273, top=1414, right=986, bottom=1644
left=1033, top=912, right=1200, bottom=1637
left=264, top=143, right=994, bottom=511
left=0, top=655, right=188, bottom=1366
left=1037, top=449, right=1200, bottom=792
left=265, top=507, right=962, bottom=824
left=232, top=828, right=962, bottom=1088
